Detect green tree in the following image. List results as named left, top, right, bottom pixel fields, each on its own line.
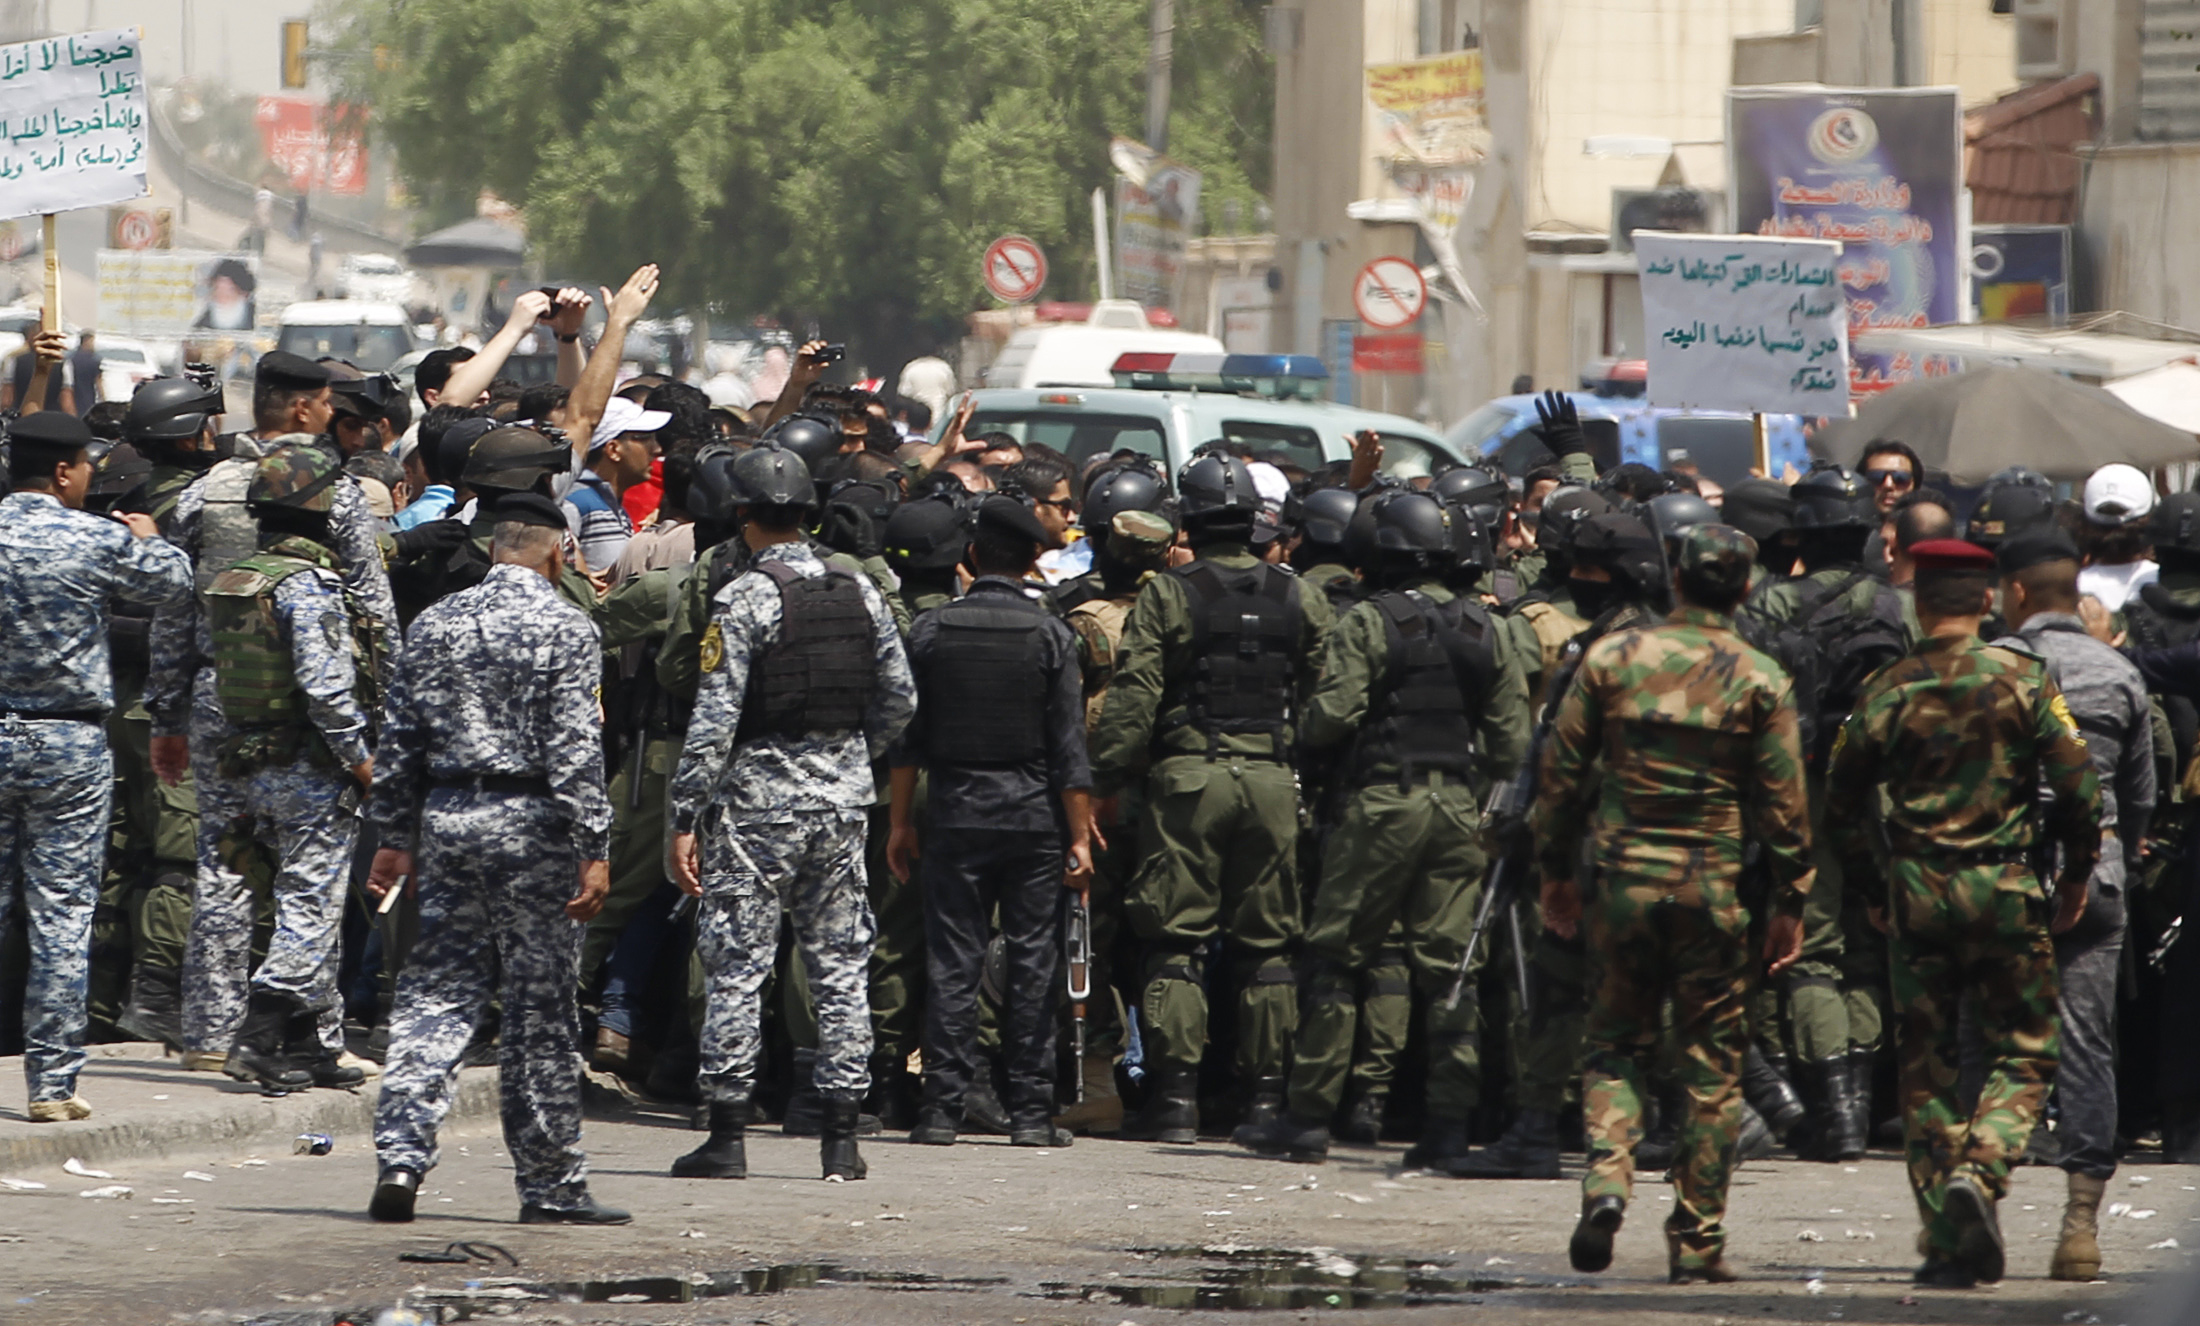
left=326, top=0, right=1271, bottom=366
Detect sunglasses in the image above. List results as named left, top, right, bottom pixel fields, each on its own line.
left=1034, top=496, right=1076, bottom=514
left=1862, top=467, right=1914, bottom=490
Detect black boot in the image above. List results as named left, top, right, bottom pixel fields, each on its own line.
left=284, top=1008, right=364, bottom=1088
left=1232, top=1110, right=1329, bottom=1162
left=961, top=1066, right=1012, bottom=1135
left=866, top=1053, right=920, bottom=1132
left=1843, top=1046, right=1877, bottom=1155
left=783, top=1050, right=881, bottom=1136
left=1120, top=1068, right=1199, bottom=1144
left=1569, top=1194, right=1625, bottom=1272
left=1241, top=1076, right=1287, bottom=1131
left=1741, top=1041, right=1809, bottom=1148
left=1944, top=1175, right=2005, bottom=1283
left=1736, top=1100, right=1778, bottom=1163
left=117, top=962, right=185, bottom=1049
left=369, top=1166, right=420, bottom=1222
left=1816, top=1054, right=1866, bottom=1161
left=1011, top=1114, right=1074, bottom=1148
left=1338, top=1091, right=1387, bottom=1146
left=1792, top=1055, right=1848, bottom=1161
left=1445, top=1108, right=1561, bottom=1179
left=1634, top=1082, right=1686, bottom=1174
left=671, top=1099, right=750, bottom=1178
left=225, top=990, right=312, bottom=1092
left=820, top=1096, right=867, bottom=1180
left=909, top=1105, right=957, bottom=1146
left=1402, top=1115, right=1472, bottom=1170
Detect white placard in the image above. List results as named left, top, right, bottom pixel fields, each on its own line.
left=0, top=29, right=150, bottom=222
left=1637, top=232, right=1849, bottom=416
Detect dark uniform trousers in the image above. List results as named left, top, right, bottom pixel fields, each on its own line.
left=921, top=825, right=1063, bottom=1120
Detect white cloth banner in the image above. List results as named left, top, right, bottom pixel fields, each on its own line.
left=0, top=29, right=150, bottom=221
left=1637, top=232, right=1849, bottom=416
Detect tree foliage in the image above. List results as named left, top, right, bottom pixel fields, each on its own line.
left=328, top=0, right=1271, bottom=358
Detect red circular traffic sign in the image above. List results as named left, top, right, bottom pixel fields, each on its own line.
left=982, top=235, right=1048, bottom=304
left=1353, top=257, right=1427, bottom=329
left=117, top=211, right=158, bottom=250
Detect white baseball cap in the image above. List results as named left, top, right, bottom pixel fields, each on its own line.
left=2083, top=463, right=2155, bottom=527
left=1247, top=460, right=1291, bottom=512
left=590, top=395, right=672, bottom=450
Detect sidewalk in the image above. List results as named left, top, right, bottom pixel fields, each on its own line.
left=0, top=1042, right=501, bottom=1171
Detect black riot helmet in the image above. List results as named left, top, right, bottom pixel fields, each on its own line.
left=1986, top=465, right=2053, bottom=495
left=1719, top=477, right=1795, bottom=547
left=686, top=445, right=744, bottom=549
left=1430, top=462, right=1509, bottom=527
left=87, top=441, right=151, bottom=512
left=1345, top=488, right=1471, bottom=581
left=1534, top=484, right=1613, bottom=570
left=763, top=413, right=842, bottom=476
left=1175, top=454, right=1263, bottom=525
left=1080, top=459, right=1169, bottom=545
left=463, top=425, right=572, bottom=493
left=125, top=376, right=226, bottom=455
left=883, top=490, right=974, bottom=574
left=1646, top=490, right=1720, bottom=553
left=1572, top=511, right=1664, bottom=593
left=1789, top=463, right=1877, bottom=531
left=1965, top=482, right=2058, bottom=551
left=1288, top=486, right=1359, bottom=558
left=820, top=477, right=900, bottom=560
left=728, top=441, right=819, bottom=511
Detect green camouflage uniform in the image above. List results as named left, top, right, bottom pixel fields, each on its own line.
left=1292, top=576, right=1530, bottom=1122
left=1825, top=632, right=2100, bottom=1263
left=1089, top=541, right=1333, bottom=1082
left=1535, top=592, right=1814, bottom=1270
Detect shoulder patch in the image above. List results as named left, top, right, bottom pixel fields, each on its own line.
left=2048, top=691, right=2086, bottom=746
left=699, top=622, right=725, bottom=674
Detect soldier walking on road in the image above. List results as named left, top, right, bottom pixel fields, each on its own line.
left=1825, top=539, right=2100, bottom=1290
left=668, top=444, right=915, bottom=1183
left=364, top=494, right=623, bottom=1227
left=1089, top=453, right=1334, bottom=1142
left=1540, top=525, right=1815, bottom=1284
left=0, top=411, right=192, bottom=1121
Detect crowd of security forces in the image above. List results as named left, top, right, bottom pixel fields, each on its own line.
left=0, top=336, right=2174, bottom=1287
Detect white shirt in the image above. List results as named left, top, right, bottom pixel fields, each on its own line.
left=2079, top=559, right=2160, bottom=612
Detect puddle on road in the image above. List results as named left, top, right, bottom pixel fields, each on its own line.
left=1035, top=1245, right=1519, bottom=1311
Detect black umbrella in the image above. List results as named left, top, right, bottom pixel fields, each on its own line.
left=403, top=217, right=525, bottom=269
left=1824, top=365, right=2198, bottom=483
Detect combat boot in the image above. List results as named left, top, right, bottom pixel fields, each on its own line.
left=1231, top=1111, right=1330, bottom=1162
left=1338, top=1091, right=1387, bottom=1146
left=1740, top=1042, right=1809, bottom=1148
left=117, top=963, right=185, bottom=1050
left=1736, top=1101, right=1778, bottom=1163
left=1944, top=1174, right=2005, bottom=1283
left=1053, top=1054, right=1124, bottom=1136
left=1120, top=1068, right=1199, bottom=1144
left=284, top=1008, right=364, bottom=1089
left=1401, top=1115, right=1472, bottom=1170
left=369, top=1167, right=420, bottom=1222
left=866, top=1053, right=920, bottom=1132
left=1842, top=1046, right=1877, bottom=1154
left=1793, top=1055, right=1859, bottom=1161
left=820, top=1096, right=868, bottom=1180
left=1011, top=1114, right=1074, bottom=1148
left=1240, top=1076, right=1287, bottom=1132
left=671, top=1098, right=750, bottom=1179
left=225, top=989, right=312, bottom=1092
left=1664, top=1227, right=1739, bottom=1283
left=2050, top=1171, right=2106, bottom=1281
left=1568, top=1194, right=1625, bottom=1272
left=961, top=1067, right=1013, bottom=1135
left=783, top=1049, right=881, bottom=1136
left=1634, top=1082, right=1687, bottom=1174
left=1445, top=1108, right=1561, bottom=1179
left=909, top=1106, right=958, bottom=1146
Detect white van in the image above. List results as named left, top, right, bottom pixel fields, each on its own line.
left=276, top=299, right=419, bottom=372
left=982, top=300, right=1225, bottom=389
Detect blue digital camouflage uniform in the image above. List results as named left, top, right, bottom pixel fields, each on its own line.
left=147, top=453, right=396, bottom=1054
left=369, top=562, right=612, bottom=1209
left=197, top=540, right=372, bottom=1050
left=0, top=491, right=193, bottom=1104
left=669, top=541, right=915, bottom=1109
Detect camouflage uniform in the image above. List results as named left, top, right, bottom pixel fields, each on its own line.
left=1825, top=632, right=2100, bottom=1264
left=147, top=446, right=395, bottom=1053
left=669, top=542, right=915, bottom=1110
left=370, top=562, right=612, bottom=1209
left=0, top=490, right=192, bottom=1104
left=1537, top=534, right=1815, bottom=1272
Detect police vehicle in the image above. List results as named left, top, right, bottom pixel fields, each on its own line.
left=947, top=352, right=1466, bottom=480
left=1446, top=389, right=1814, bottom=487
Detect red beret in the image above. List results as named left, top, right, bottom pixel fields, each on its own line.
left=1908, top=538, right=1996, bottom=573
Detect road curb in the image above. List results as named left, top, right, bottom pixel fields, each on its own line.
left=0, top=1053, right=503, bottom=1171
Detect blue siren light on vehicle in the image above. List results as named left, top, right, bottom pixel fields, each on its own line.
left=1108, top=352, right=1330, bottom=400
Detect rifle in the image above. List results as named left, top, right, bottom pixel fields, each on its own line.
left=1065, top=889, right=1093, bottom=1102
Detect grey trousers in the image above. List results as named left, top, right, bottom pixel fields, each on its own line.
left=2048, top=889, right=2125, bottom=1180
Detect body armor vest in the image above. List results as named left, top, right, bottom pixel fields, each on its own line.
left=195, top=459, right=261, bottom=594
left=1348, top=590, right=1494, bottom=789
left=924, top=590, right=1050, bottom=766
left=735, top=560, right=876, bottom=745
left=1067, top=594, right=1134, bottom=732
left=204, top=540, right=373, bottom=774
left=1160, top=560, right=1303, bottom=759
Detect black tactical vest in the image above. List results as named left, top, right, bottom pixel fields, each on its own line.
left=1348, top=590, right=1494, bottom=789
left=924, top=589, right=1050, bottom=766
left=1160, top=560, right=1303, bottom=759
left=735, top=560, right=876, bottom=745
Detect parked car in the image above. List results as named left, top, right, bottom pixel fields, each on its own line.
left=1444, top=391, right=1813, bottom=489
left=982, top=301, right=1229, bottom=390
left=276, top=300, right=419, bottom=372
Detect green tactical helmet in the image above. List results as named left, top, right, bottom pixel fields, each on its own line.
left=247, top=446, right=343, bottom=514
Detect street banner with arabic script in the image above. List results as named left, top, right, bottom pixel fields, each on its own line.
left=1727, top=86, right=1961, bottom=398
left=1363, top=51, right=1489, bottom=314
left=1637, top=232, right=1849, bottom=417
left=0, top=28, right=149, bottom=221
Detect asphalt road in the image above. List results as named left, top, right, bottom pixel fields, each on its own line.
left=2, top=1089, right=2193, bottom=1326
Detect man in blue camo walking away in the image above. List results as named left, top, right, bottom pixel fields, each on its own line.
left=363, top=494, right=623, bottom=1226
left=0, top=410, right=193, bottom=1120
left=668, top=442, right=916, bottom=1184
left=198, top=448, right=378, bottom=1092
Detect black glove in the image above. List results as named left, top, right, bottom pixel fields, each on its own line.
left=390, top=518, right=470, bottom=562
left=1533, top=389, right=1588, bottom=459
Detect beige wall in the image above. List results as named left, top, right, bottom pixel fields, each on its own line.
left=2080, top=141, right=2200, bottom=328
left=1918, top=0, right=2017, bottom=107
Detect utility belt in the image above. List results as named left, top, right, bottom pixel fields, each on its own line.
left=0, top=707, right=105, bottom=724
left=1153, top=711, right=1291, bottom=763
left=431, top=772, right=555, bottom=797
left=215, top=724, right=337, bottom=779
left=1889, top=838, right=2032, bottom=869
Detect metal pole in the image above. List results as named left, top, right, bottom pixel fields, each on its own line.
left=1145, top=0, right=1173, bottom=153
left=1092, top=188, right=1114, bottom=302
